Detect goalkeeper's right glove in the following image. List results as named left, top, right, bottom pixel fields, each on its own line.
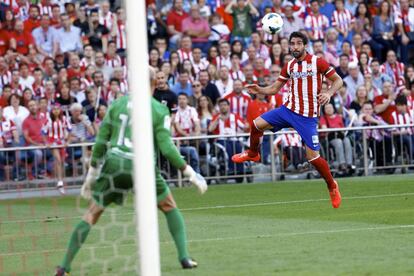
left=182, top=165, right=208, bottom=194
left=81, top=166, right=99, bottom=200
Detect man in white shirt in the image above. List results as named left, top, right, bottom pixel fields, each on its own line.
left=53, top=13, right=82, bottom=55
left=32, top=14, right=55, bottom=57
left=214, top=65, right=233, bottom=96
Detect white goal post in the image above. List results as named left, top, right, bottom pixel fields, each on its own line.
left=126, top=0, right=161, bottom=275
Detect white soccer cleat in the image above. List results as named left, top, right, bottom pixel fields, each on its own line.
left=57, top=181, right=66, bottom=195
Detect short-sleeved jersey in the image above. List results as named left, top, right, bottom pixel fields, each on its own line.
left=278, top=53, right=335, bottom=118
left=332, top=9, right=354, bottom=33
left=210, top=113, right=245, bottom=136
left=223, top=91, right=252, bottom=120
left=90, top=96, right=185, bottom=170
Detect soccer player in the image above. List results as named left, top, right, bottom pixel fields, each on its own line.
left=55, top=68, right=207, bottom=275
left=232, top=32, right=343, bottom=208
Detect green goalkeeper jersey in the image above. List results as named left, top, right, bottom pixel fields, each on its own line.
left=90, top=96, right=186, bottom=170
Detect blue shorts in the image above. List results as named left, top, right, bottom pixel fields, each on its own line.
left=261, top=105, right=320, bottom=151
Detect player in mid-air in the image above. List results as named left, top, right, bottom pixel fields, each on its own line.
left=232, top=32, right=343, bottom=208
left=55, top=68, right=207, bottom=275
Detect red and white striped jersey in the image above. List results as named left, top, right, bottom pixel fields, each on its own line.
left=42, top=116, right=72, bottom=143
left=380, top=62, right=405, bottom=86
left=332, top=9, right=354, bottom=33
left=10, top=83, right=24, bottom=96
left=0, top=71, right=11, bottom=89
left=391, top=110, right=414, bottom=135
left=278, top=53, right=335, bottom=118
left=304, top=13, right=329, bottom=40
left=223, top=91, right=251, bottom=119
left=115, top=20, right=126, bottom=49
left=81, top=76, right=94, bottom=90
left=174, top=105, right=199, bottom=136
left=119, top=78, right=128, bottom=94
left=0, top=117, right=16, bottom=144
left=191, top=59, right=209, bottom=75
left=274, top=131, right=303, bottom=147
left=210, top=113, right=245, bottom=136
left=177, top=48, right=193, bottom=63
left=38, top=3, right=53, bottom=15
left=229, top=69, right=245, bottom=82
left=32, top=82, right=45, bottom=98
left=79, top=57, right=95, bottom=70
left=99, top=11, right=115, bottom=31
left=105, top=55, right=122, bottom=68
left=14, top=2, right=30, bottom=21
left=215, top=55, right=232, bottom=69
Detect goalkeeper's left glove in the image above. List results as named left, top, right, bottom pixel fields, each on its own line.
left=182, top=165, right=208, bottom=194
left=81, top=166, right=99, bottom=200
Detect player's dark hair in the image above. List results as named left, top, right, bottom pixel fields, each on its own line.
left=395, top=94, right=407, bottom=106
left=289, top=32, right=308, bottom=45
left=218, top=98, right=230, bottom=105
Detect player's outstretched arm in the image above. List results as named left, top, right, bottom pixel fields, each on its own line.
left=245, top=79, right=286, bottom=96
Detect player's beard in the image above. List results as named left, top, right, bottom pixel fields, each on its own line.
left=292, top=49, right=305, bottom=59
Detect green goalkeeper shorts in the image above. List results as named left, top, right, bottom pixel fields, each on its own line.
left=92, top=152, right=170, bottom=208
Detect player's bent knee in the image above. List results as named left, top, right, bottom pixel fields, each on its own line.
left=254, top=117, right=272, bottom=131
left=305, top=146, right=320, bottom=161
left=83, top=203, right=105, bottom=225
left=158, top=194, right=177, bottom=212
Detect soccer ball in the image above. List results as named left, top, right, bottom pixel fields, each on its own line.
left=261, top=13, right=284, bottom=35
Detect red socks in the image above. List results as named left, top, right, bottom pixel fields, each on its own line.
left=309, top=156, right=336, bottom=190
left=248, top=123, right=264, bottom=156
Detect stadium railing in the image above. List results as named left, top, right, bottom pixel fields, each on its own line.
left=0, top=124, right=413, bottom=193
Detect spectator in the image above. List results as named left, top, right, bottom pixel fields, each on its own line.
left=206, top=45, right=219, bottom=64
left=24, top=4, right=41, bottom=32
left=92, top=71, right=107, bottom=101
left=82, top=86, right=106, bottom=123
left=50, top=4, right=62, bottom=27
left=250, top=32, right=269, bottom=60
left=53, top=13, right=82, bottom=55
left=95, top=51, right=113, bottom=81
left=332, top=0, right=354, bottom=42
left=106, top=40, right=122, bottom=68
left=363, top=73, right=381, bottom=101
left=99, top=0, right=116, bottom=32
left=197, top=95, right=215, bottom=135
left=265, top=43, right=282, bottom=67
left=19, top=63, right=34, bottom=89
left=180, top=59, right=196, bottom=81
left=22, top=87, right=33, bottom=107
left=198, top=69, right=220, bottom=106
left=189, top=80, right=203, bottom=108
left=215, top=65, right=233, bottom=96
left=207, top=63, right=218, bottom=81
left=42, top=103, right=71, bottom=194
left=216, top=41, right=232, bottom=69
left=9, top=19, right=35, bottom=55
left=280, top=2, right=303, bottom=39
left=305, top=0, right=329, bottom=41
left=174, top=93, right=201, bottom=173
left=114, top=7, right=126, bottom=53
left=391, top=94, right=414, bottom=161
left=42, top=56, right=56, bottom=81
left=353, top=2, right=372, bottom=42
left=149, top=47, right=162, bottom=69
left=216, top=0, right=233, bottom=33
left=253, top=57, right=270, bottom=82
left=358, top=52, right=371, bottom=75
left=208, top=14, right=230, bottom=44
left=154, top=37, right=170, bottom=61
left=345, top=0, right=358, bottom=14
left=208, top=98, right=246, bottom=176
left=0, top=85, right=12, bottom=108
left=22, top=99, right=48, bottom=178
left=344, top=61, right=364, bottom=100
left=181, top=4, right=210, bottom=53
left=320, top=103, right=353, bottom=173
left=3, top=94, right=29, bottom=139
left=374, top=81, right=396, bottom=124
left=225, top=0, right=259, bottom=48
left=335, top=54, right=350, bottom=79
left=0, top=23, right=10, bottom=57
left=380, top=50, right=405, bottom=87
left=32, top=14, right=55, bottom=58
left=56, top=81, right=77, bottom=113
left=166, top=0, right=188, bottom=50
left=171, top=71, right=192, bottom=96
left=350, top=85, right=368, bottom=114
left=371, top=1, right=396, bottom=62
left=92, top=104, right=107, bottom=133
left=340, top=40, right=357, bottom=63
left=395, top=0, right=414, bottom=64
left=153, top=70, right=178, bottom=113
left=357, top=101, right=393, bottom=172
left=313, top=39, right=337, bottom=67
left=370, top=58, right=392, bottom=90
left=0, top=105, right=20, bottom=180
left=242, top=45, right=257, bottom=67
left=69, top=77, right=86, bottom=104
left=243, top=63, right=257, bottom=85
left=229, top=53, right=245, bottom=81
left=169, top=51, right=180, bottom=78
left=230, top=40, right=248, bottom=62
left=105, top=78, right=122, bottom=105
left=83, top=10, right=109, bottom=52
left=191, top=47, right=209, bottom=75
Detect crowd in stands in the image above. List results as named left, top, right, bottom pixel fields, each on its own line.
left=0, top=0, right=414, bottom=185
left=148, top=0, right=414, bottom=175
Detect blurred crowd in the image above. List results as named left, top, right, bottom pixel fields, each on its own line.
left=0, top=0, right=414, bottom=184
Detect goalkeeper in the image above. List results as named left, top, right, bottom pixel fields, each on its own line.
left=55, top=68, right=207, bottom=275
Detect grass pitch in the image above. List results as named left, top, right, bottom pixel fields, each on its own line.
left=1, top=175, right=414, bottom=275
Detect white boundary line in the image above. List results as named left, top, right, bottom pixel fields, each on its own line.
left=1, top=192, right=414, bottom=224
left=1, top=224, right=413, bottom=257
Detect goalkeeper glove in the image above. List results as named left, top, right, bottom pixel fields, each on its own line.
left=182, top=165, right=207, bottom=194
left=81, top=166, right=99, bottom=200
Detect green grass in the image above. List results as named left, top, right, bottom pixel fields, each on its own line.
left=1, top=175, right=414, bottom=275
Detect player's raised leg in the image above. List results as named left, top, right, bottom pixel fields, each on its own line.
left=306, top=147, right=341, bottom=208
left=55, top=202, right=104, bottom=275
left=231, top=117, right=273, bottom=163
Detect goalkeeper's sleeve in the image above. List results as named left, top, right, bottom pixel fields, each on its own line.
left=153, top=106, right=186, bottom=170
